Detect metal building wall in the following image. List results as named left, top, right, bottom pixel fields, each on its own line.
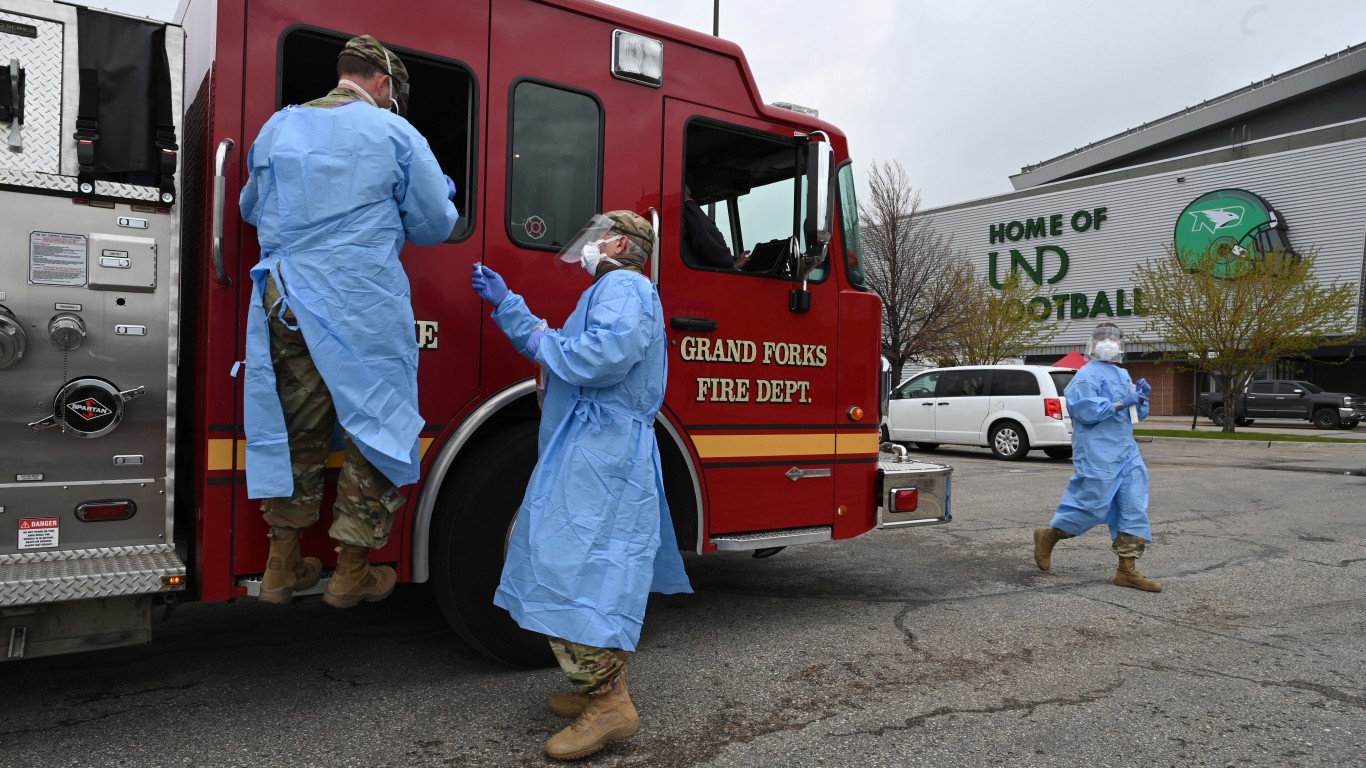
left=925, top=129, right=1366, bottom=355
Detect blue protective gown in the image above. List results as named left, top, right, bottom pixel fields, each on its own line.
left=1049, top=360, right=1152, bottom=541
left=490, top=270, right=692, bottom=651
left=239, top=101, right=458, bottom=498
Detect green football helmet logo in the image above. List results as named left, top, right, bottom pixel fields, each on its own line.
left=1173, top=189, right=1294, bottom=277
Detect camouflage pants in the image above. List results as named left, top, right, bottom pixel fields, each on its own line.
left=549, top=637, right=631, bottom=695
left=1052, top=529, right=1147, bottom=559
left=258, top=275, right=404, bottom=549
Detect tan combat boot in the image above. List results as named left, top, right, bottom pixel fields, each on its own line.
left=548, top=690, right=590, bottom=719
left=322, top=544, right=396, bottom=608
left=1033, top=527, right=1064, bottom=571
left=545, top=674, right=641, bottom=760
left=1114, top=556, right=1163, bottom=592
left=259, top=528, right=322, bottom=604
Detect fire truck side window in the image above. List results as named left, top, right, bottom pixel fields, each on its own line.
left=508, top=81, right=603, bottom=250
left=838, top=163, right=869, bottom=290
left=278, top=28, right=476, bottom=241
left=683, top=120, right=825, bottom=282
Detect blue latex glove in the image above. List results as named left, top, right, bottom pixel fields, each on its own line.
left=1117, top=390, right=1143, bottom=409
left=471, top=264, right=509, bottom=306
left=1135, top=378, right=1152, bottom=398
left=443, top=175, right=457, bottom=201
left=526, top=328, right=545, bottom=357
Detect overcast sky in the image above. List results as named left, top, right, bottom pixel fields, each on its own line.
left=75, top=0, right=1366, bottom=207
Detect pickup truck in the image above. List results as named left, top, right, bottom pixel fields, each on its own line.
left=1198, top=380, right=1364, bottom=429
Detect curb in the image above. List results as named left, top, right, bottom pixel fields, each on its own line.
left=1137, top=435, right=1366, bottom=449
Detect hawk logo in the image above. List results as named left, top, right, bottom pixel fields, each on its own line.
left=68, top=398, right=113, bottom=421
left=1173, top=189, right=1294, bottom=278
left=1186, top=206, right=1244, bottom=234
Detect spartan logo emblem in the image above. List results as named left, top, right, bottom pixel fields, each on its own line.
left=1173, top=189, right=1294, bottom=278
left=68, top=398, right=113, bottom=421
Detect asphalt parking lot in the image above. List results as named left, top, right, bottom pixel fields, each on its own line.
left=1, top=438, right=1363, bottom=767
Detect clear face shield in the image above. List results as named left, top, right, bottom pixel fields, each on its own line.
left=556, top=214, right=624, bottom=277
left=1086, top=325, right=1125, bottom=364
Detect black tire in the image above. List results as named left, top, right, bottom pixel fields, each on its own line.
left=914, top=442, right=940, bottom=451
left=989, top=421, right=1030, bottom=460
left=430, top=421, right=553, bottom=668
left=1043, top=446, right=1073, bottom=460
left=1209, top=406, right=1226, bottom=427
left=1312, top=408, right=1341, bottom=430
left=880, top=424, right=890, bottom=443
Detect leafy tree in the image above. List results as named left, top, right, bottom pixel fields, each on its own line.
left=939, top=267, right=1060, bottom=365
left=859, top=161, right=968, bottom=384
left=1134, top=245, right=1361, bottom=432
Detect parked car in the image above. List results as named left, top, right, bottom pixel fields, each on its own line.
left=885, top=365, right=1076, bottom=460
left=1197, top=379, right=1364, bottom=429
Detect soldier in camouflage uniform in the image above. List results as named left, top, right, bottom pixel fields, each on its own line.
left=242, top=35, right=458, bottom=607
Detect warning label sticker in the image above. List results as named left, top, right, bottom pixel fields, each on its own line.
left=29, top=232, right=89, bottom=287
left=18, top=518, right=60, bottom=549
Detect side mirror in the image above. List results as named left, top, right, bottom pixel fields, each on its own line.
left=802, top=134, right=834, bottom=266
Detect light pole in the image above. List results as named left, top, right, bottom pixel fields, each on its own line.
left=713, top=0, right=719, bottom=36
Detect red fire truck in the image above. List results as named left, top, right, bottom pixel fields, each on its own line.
left=0, top=0, right=951, bottom=666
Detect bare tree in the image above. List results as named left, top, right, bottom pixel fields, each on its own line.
left=939, top=267, right=1060, bottom=365
left=859, top=161, right=968, bottom=384
left=1135, top=245, right=1361, bottom=432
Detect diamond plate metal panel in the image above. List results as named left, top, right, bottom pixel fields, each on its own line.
left=0, top=9, right=64, bottom=175
left=0, top=544, right=185, bottom=606
left=0, top=168, right=163, bottom=200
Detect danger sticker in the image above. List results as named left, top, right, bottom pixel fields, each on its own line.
left=18, top=518, right=60, bottom=550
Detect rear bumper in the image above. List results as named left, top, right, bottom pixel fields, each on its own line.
left=877, top=455, right=952, bottom=529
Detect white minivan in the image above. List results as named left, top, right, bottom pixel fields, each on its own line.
left=885, top=365, right=1076, bottom=460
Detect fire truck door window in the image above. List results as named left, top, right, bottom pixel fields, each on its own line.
left=278, top=28, right=476, bottom=241
left=683, top=121, right=823, bottom=282
left=508, top=81, right=603, bottom=250
left=838, top=163, right=869, bottom=290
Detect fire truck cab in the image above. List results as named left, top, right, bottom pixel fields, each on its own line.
left=1, top=0, right=950, bottom=666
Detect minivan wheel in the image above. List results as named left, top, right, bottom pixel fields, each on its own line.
left=1043, top=446, right=1072, bottom=460
left=990, top=422, right=1030, bottom=460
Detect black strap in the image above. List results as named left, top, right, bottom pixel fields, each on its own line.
left=152, top=26, right=177, bottom=205
left=0, top=62, right=22, bottom=123
left=74, top=67, right=99, bottom=194
left=0, top=65, right=11, bottom=122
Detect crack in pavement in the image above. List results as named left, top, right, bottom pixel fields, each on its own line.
left=0, top=701, right=208, bottom=737
left=827, top=681, right=1125, bottom=737
left=1119, top=662, right=1366, bottom=710
left=1079, top=594, right=1296, bottom=652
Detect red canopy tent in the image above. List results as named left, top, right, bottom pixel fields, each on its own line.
left=1053, top=350, right=1088, bottom=369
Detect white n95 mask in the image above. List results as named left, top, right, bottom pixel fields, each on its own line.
left=1092, top=339, right=1122, bottom=362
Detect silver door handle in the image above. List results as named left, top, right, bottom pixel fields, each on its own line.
left=648, top=206, right=661, bottom=285
left=212, top=138, right=235, bottom=287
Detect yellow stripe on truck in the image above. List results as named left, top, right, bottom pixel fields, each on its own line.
left=691, top=432, right=877, bottom=459
left=206, top=437, right=436, bottom=472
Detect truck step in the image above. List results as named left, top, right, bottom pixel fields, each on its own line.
left=0, top=544, right=185, bottom=608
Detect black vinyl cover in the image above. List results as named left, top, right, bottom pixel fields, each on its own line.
left=76, top=7, right=169, bottom=177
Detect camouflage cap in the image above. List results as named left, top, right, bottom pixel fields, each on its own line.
left=339, top=35, right=409, bottom=84
left=605, top=210, right=655, bottom=256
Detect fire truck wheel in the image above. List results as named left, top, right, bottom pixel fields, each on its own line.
left=430, top=421, right=553, bottom=668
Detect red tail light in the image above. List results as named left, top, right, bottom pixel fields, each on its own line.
left=75, top=499, right=137, bottom=522
left=1044, top=398, right=1064, bottom=420
left=893, top=488, right=918, bottom=512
